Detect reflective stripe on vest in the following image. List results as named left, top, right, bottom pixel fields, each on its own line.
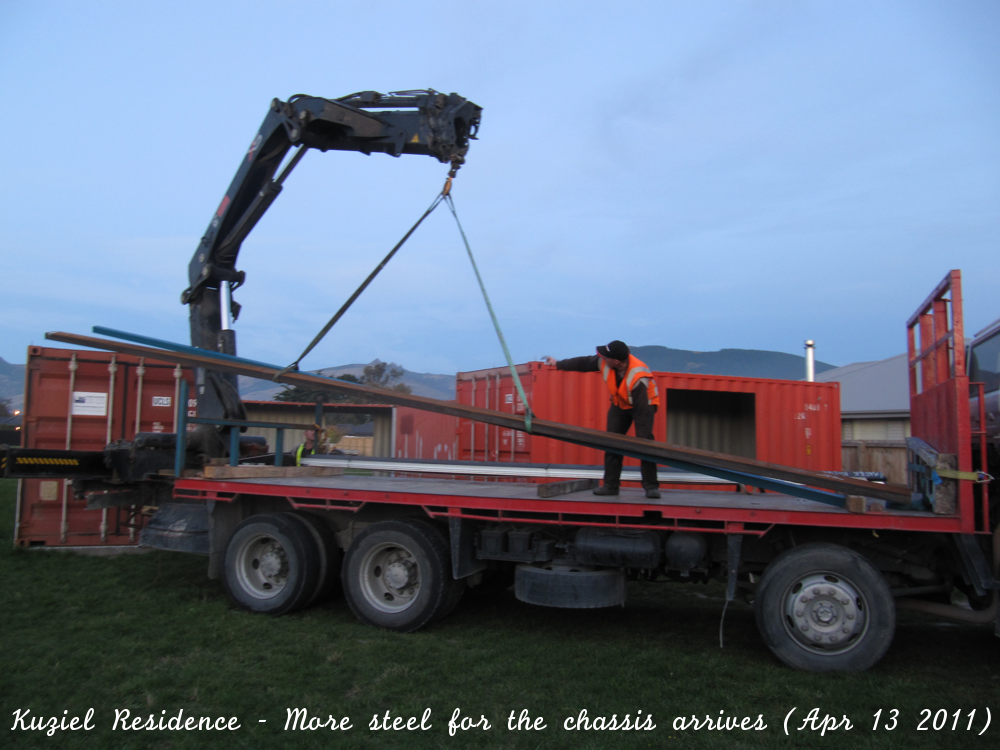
left=599, top=355, right=660, bottom=409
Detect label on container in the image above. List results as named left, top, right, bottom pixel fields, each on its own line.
left=71, top=392, right=108, bottom=417
left=152, top=396, right=171, bottom=407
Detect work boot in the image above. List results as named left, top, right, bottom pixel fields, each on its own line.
left=645, top=488, right=661, bottom=499
left=593, top=485, right=619, bottom=496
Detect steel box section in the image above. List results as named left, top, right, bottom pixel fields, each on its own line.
left=16, top=346, right=194, bottom=548
left=455, top=363, right=841, bottom=480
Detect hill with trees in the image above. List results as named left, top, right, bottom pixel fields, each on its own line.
left=0, top=357, right=25, bottom=411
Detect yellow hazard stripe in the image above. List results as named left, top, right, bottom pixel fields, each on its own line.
left=15, top=457, right=81, bottom=465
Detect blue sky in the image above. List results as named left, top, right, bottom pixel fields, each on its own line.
left=2, top=1, right=998, bottom=375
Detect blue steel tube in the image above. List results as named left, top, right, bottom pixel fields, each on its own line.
left=175, top=379, right=189, bottom=477
left=92, top=326, right=280, bottom=371
left=274, top=429, right=284, bottom=467
left=229, top=425, right=240, bottom=467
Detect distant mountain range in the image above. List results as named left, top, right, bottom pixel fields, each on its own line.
left=239, top=363, right=456, bottom=402
left=2, top=347, right=836, bottom=410
left=0, top=357, right=26, bottom=411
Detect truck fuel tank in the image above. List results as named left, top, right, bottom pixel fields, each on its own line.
left=664, top=531, right=708, bottom=574
left=573, top=528, right=661, bottom=569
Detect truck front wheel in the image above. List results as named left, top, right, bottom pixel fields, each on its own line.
left=343, top=519, right=458, bottom=632
left=755, top=543, right=895, bottom=671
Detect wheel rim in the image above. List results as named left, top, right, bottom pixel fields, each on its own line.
left=234, top=533, right=289, bottom=600
left=359, top=542, right=421, bottom=613
left=782, top=572, right=869, bottom=655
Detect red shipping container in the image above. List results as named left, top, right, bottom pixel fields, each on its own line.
left=456, top=362, right=841, bottom=479
left=393, top=405, right=460, bottom=461
left=16, top=346, right=195, bottom=548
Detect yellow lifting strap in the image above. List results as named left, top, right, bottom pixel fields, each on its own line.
left=935, top=468, right=993, bottom=484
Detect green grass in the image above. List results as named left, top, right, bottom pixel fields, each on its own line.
left=1, top=477, right=997, bottom=750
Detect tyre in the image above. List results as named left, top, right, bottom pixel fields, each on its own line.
left=515, top=563, right=626, bottom=608
left=755, top=543, right=895, bottom=672
left=222, top=513, right=320, bottom=615
left=342, top=519, right=458, bottom=632
left=287, top=511, right=342, bottom=605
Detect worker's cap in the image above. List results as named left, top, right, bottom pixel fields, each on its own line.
left=596, top=340, right=629, bottom=361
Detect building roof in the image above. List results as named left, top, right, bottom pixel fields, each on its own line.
left=814, top=353, right=909, bottom=417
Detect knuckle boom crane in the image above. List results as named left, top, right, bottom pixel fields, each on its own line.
left=178, top=90, right=482, bottom=456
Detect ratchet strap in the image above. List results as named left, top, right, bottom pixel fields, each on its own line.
left=936, top=469, right=993, bottom=483
left=909, top=463, right=993, bottom=484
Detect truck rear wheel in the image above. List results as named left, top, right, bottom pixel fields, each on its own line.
left=342, top=519, right=458, bottom=632
left=755, top=543, right=895, bottom=672
left=288, top=511, right=342, bottom=606
left=222, top=513, right=320, bottom=615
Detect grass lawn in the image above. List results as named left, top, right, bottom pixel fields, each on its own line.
left=1, top=477, right=997, bottom=749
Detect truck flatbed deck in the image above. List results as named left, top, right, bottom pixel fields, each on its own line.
left=175, top=472, right=956, bottom=535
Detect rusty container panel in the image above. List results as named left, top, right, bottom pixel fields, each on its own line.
left=658, top=374, right=842, bottom=472
left=394, top=405, right=460, bottom=460
left=456, top=364, right=534, bottom=463
left=16, top=346, right=194, bottom=548
left=456, top=363, right=841, bottom=477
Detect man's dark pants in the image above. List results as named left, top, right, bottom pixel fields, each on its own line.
left=603, top=403, right=659, bottom=491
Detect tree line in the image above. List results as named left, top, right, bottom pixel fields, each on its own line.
left=274, top=362, right=412, bottom=423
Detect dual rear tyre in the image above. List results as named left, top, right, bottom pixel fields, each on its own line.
left=223, top=513, right=323, bottom=615
left=342, top=519, right=464, bottom=632
left=223, top=514, right=462, bottom=631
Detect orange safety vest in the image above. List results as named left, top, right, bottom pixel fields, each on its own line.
left=599, top=355, right=660, bottom=410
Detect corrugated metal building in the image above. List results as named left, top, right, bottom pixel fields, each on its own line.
left=814, top=354, right=910, bottom=441
left=241, top=402, right=458, bottom=460
left=241, top=401, right=393, bottom=457
left=813, top=354, right=910, bottom=484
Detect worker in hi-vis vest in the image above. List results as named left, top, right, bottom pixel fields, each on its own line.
left=545, top=340, right=660, bottom=498
left=295, top=428, right=321, bottom=466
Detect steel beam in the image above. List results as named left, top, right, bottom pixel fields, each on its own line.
left=45, top=330, right=912, bottom=506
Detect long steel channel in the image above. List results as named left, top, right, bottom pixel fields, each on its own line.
left=302, top=455, right=728, bottom=483
left=45, top=331, right=912, bottom=505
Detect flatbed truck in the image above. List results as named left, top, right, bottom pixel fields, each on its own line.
left=5, top=87, right=995, bottom=672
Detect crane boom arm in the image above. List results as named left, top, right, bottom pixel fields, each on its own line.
left=183, top=90, right=481, bottom=305
left=179, top=90, right=481, bottom=455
